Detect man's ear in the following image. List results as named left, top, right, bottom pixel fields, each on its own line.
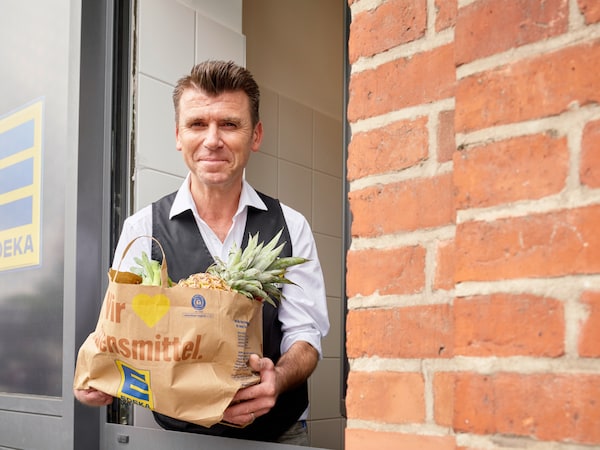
left=175, top=124, right=182, bottom=151
left=251, top=121, right=263, bottom=153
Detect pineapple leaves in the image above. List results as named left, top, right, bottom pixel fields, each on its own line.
left=179, top=229, right=308, bottom=306
left=205, top=229, right=308, bottom=306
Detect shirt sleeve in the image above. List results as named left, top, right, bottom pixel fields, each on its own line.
left=278, top=205, right=330, bottom=359
left=111, top=204, right=153, bottom=272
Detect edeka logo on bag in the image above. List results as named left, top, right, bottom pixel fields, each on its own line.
left=0, top=99, right=43, bottom=272
left=115, top=360, right=154, bottom=409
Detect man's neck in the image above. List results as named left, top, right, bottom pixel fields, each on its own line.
left=191, top=180, right=242, bottom=242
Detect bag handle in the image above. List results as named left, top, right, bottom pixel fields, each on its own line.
left=112, top=235, right=170, bottom=287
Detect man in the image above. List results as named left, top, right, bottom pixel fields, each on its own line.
left=74, top=60, right=329, bottom=445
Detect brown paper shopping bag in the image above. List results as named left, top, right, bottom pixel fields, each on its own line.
left=73, top=237, right=262, bottom=427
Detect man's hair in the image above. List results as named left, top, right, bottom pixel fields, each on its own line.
left=172, top=60, right=260, bottom=127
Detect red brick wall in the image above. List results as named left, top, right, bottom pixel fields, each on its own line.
left=345, top=0, right=600, bottom=448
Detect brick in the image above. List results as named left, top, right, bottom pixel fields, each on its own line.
left=454, top=133, right=568, bottom=209
left=437, top=110, right=456, bottom=162
left=454, top=373, right=600, bottom=444
left=349, top=0, right=426, bottom=63
left=346, top=371, right=425, bottom=423
left=347, top=117, right=428, bottom=181
left=578, top=0, right=600, bottom=23
left=456, top=40, right=600, bottom=133
left=345, top=429, right=456, bottom=450
left=348, top=44, right=455, bottom=122
left=346, top=304, right=454, bottom=358
left=349, top=173, right=455, bottom=238
left=434, top=239, right=455, bottom=291
left=579, top=291, right=600, bottom=357
left=433, top=372, right=455, bottom=427
left=346, top=246, right=425, bottom=297
left=435, top=0, right=457, bottom=32
left=456, top=0, right=568, bottom=65
left=454, top=294, right=564, bottom=356
left=581, top=119, right=600, bottom=188
left=455, top=205, right=600, bottom=282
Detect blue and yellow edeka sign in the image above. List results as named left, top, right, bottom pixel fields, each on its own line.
left=0, top=100, right=43, bottom=271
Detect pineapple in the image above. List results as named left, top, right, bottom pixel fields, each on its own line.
left=178, top=229, right=308, bottom=307
left=177, top=272, right=232, bottom=292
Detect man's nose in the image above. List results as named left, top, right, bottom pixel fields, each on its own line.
left=204, top=123, right=222, bottom=149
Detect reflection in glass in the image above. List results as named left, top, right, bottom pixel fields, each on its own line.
left=0, top=273, right=63, bottom=396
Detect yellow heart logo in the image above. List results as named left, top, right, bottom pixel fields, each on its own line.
left=132, top=293, right=170, bottom=327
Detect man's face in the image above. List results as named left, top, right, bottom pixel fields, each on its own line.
left=175, top=88, right=262, bottom=191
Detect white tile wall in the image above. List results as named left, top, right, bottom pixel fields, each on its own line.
left=178, top=0, right=242, bottom=32
left=135, top=169, right=184, bottom=211
left=322, top=296, right=342, bottom=359
left=278, top=160, right=313, bottom=222
left=195, top=12, right=245, bottom=66
left=138, top=0, right=195, bottom=84
left=137, top=75, right=187, bottom=177
left=278, top=96, right=313, bottom=167
left=245, top=151, right=278, bottom=197
left=314, top=233, right=343, bottom=299
left=309, top=358, right=342, bottom=420
left=309, top=418, right=345, bottom=450
left=258, top=87, right=279, bottom=157
left=313, top=171, right=343, bottom=237
left=314, top=111, right=344, bottom=178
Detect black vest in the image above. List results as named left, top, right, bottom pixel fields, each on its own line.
left=149, top=190, right=309, bottom=442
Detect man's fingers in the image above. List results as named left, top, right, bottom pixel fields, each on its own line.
left=74, top=388, right=113, bottom=406
left=248, top=354, right=274, bottom=372
left=247, top=354, right=262, bottom=371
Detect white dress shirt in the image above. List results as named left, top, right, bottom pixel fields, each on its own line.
left=112, top=175, right=330, bottom=358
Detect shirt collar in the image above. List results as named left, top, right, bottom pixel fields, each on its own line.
left=169, top=174, right=267, bottom=220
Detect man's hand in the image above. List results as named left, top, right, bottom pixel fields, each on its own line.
left=73, top=388, right=113, bottom=407
left=221, top=341, right=318, bottom=427
left=222, top=354, right=277, bottom=426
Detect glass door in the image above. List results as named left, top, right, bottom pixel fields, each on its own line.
left=0, top=1, right=83, bottom=448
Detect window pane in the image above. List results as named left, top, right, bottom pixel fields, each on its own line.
left=0, top=2, right=71, bottom=397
